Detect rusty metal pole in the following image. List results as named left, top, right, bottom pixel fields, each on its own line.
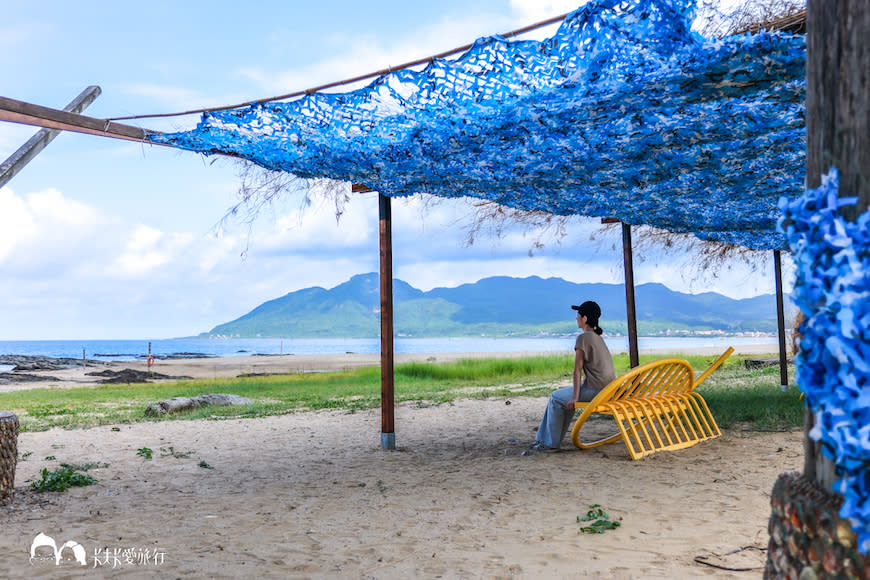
left=622, top=223, right=639, bottom=368
left=773, top=250, right=789, bottom=388
left=379, top=193, right=396, bottom=450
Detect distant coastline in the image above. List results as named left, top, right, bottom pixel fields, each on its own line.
left=0, top=335, right=781, bottom=365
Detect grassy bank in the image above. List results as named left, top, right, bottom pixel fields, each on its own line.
left=0, top=353, right=804, bottom=432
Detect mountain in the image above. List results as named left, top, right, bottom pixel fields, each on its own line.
left=202, top=273, right=787, bottom=338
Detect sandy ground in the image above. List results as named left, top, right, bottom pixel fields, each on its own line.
left=0, top=347, right=798, bottom=578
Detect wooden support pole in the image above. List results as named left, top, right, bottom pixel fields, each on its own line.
left=0, top=95, right=153, bottom=144
left=0, top=86, right=102, bottom=189
left=378, top=193, right=396, bottom=450
left=773, top=250, right=789, bottom=388
left=622, top=223, right=640, bottom=368
left=804, top=0, right=870, bottom=489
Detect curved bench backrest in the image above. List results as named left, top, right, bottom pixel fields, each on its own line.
left=574, top=358, right=694, bottom=426
left=603, top=358, right=694, bottom=402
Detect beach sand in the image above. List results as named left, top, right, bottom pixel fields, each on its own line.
left=0, top=349, right=799, bottom=578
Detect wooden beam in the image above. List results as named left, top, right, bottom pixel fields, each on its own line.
left=379, top=193, right=396, bottom=450
left=0, top=86, right=102, bottom=189
left=0, top=95, right=154, bottom=144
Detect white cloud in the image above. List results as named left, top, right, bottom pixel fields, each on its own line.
left=265, top=194, right=373, bottom=252
left=112, top=225, right=198, bottom=278
left=0, top=179, right=787, bottom=340
left=397, top=256, right=622, bottom=292
left=236, top=11, right=522, bottom=98
left=122, top=83, right=203, bottom=107
left=0, top=187, right=37, bottom=260
left=0, top=187, right=102, bottom=267
left=510, top=0, right=586, bottom=21
left=26, top=188, right=98, bottom=226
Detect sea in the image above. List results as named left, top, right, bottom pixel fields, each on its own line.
left=0, top=335, right=778, bottom=368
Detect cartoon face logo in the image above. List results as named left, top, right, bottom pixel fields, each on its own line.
left=30, top=532, right=87, bottom=566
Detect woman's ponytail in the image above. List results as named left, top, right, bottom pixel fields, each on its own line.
left=572, top=300, right=604, bottom=335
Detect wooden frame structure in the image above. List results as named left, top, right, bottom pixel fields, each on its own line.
left=0, top=31, right=797, bottom=448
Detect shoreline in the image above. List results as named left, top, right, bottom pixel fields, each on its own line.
left=0, top=335, right=781, bottom=359
left=0, top=344, right=783, bottom=392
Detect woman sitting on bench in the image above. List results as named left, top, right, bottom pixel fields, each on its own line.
left=525, top=300, right=616, bottom=454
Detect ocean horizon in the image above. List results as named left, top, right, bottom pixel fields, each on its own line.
left=0, top=335, right=779, bottom=363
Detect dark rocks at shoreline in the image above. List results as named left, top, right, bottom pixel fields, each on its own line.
left=0, top=355, right=108, bottom=372
left=745, top=357, right=794, bottom=369
left=0, top=372, right=62, bottom=384
left=87, top=353, right=214, bottom=361
left=85, top=369, right=194, bottom=384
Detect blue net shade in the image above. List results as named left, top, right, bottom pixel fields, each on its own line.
left=149, top=0, right=806, bottom=250
left=782, top=170, right=870, bottom=551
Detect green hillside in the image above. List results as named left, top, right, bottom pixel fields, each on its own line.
left=203, top=273, right=788, bottom=339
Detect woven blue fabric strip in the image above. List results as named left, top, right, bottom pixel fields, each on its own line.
left=149, top=0, right=805, bottom=250
left=781, top=169, right=870, bottom=551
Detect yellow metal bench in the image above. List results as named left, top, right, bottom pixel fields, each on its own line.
left=570, top=347, right=734, bottom=460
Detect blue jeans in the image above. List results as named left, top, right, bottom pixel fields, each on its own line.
left=535, top=385, right=598, bottom=448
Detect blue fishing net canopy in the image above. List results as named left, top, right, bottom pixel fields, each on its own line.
left=149, top=0, right=806, bottom=251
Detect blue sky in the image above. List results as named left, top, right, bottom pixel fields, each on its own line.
left=0, top=0, right=789, bottom=340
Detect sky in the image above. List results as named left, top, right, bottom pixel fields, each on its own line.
left=0, top=0, right=791, bottom=340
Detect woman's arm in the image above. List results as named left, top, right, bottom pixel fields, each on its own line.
left=569, top=348, right=585, bottom=411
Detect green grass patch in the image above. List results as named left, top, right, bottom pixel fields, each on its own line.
left=30, top=466, right=97, bottom=492
left=0, top=353, right=803, bottom=432
left=578, top=504, right=622, bottom=534
left=698, top=364, right=805, bottom=430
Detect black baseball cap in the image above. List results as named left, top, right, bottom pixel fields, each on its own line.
left=571, top=301, right=601, bottom=318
